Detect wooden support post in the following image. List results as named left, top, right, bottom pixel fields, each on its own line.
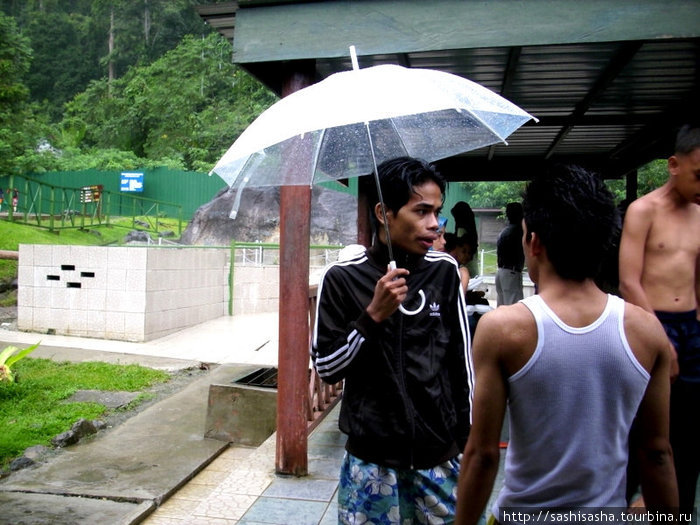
left=275, top=63, right=315, bottom=476
left=357, top=176, right=373, bottom=247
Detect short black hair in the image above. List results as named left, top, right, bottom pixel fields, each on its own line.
left=444, top=232, right=473, bottom=253
left=505, top=202, right=523, bottom=225
left=675, top=124, right=700, bottom=155
left=522, top=164, right=619, bottom=282
left=369, top=157, right=446, bottom=231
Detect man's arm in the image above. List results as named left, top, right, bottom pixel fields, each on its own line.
left=631, top=313, right=678, bottom=509
left=456, top=311, right=508, bottom=525
left=312, top=264, right=408, bottom=384
left=619, top=201, right=680, bottom=380
left=619, top=201, right=656, bottom=314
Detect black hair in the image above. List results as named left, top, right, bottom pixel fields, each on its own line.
left=522, top=164, right=619, bottom=282
left=505, top=202, right=523, bottom=225
left=675, top=124, right=700, bottom=155
left=444, top=232, right=473, bottom=253
left=369, top=156, right=446, bottom=230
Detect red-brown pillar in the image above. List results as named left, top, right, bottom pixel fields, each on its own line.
left=357, top=175, right=373, bottom=247
left=276, top=63, right=315, bottom=476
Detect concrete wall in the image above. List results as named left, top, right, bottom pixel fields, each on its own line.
left=17, top=245, right=229, bottom=342
left=230, top=265, right=280, bottom=315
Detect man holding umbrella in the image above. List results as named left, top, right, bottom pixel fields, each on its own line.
left=312, top=156, right=473, bottom=524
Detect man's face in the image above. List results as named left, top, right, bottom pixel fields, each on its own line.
left=433, top=230, right=446, bottom=252
left=385, top=180, right=442, bottom=255
left=451, top=243, right=474, bottom=265
left=669, top=148, right=700, bottom=205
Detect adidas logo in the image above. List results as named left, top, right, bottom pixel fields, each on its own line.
left=429, top=302, right=441, bottom=317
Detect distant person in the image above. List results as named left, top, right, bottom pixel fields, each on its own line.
left=0, top=188, right=4, bottom=212
left=456, top=165, right=677, bottom=525
left=444, top=232, right=474, bottom=293
left=12, top=189, right=18, bottom=212
left=451, top=200, right=477, bottom=241
left=495, top=202, right=525, bottom=306
left=432, top=216, right=448, bottom=252
left=444, top=232, right=490, bottom=340
left=451, top=200, right=480, bottom=286
left=618, top=123, right=700, bottom=514
left=312, top=157, right=473, bottom=524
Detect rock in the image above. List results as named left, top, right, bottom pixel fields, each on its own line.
left=180, top=185, right=357, bottom=246
left=51, top=418, right=102, bottom=448
left=10, top=456, right=34, bottom=471
left=23, top=445, right=50, bottom=460
left=123, top=230, right=151, bottom=243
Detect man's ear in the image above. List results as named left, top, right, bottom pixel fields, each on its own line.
left=374, top=202, right=391, bottom=226
left=529, top=231, right=544, bottom=257
left=668, top=155, right=679, bottom=177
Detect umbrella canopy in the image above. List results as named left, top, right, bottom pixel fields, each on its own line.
left=210, top=63, right=537, bottom=191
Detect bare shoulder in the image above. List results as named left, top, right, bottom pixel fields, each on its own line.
left=623, top=301, right=668, bottom=370
left=474, top=303, right=537, bottom=375
left=475, top=303, right=535, bottom=349
left=625, top=190, right=662, bottom=219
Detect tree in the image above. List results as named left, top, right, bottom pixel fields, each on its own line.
left=460, top=180, right=527, bottom=209
left=0, top=11, right=37, bottom=176
left=23, top=10, right=99, bottom=120
left=59, top=32, right=277, bottom=171
left=605, top=159, right=668, bottom=204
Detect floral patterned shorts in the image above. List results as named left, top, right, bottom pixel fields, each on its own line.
left=338, top=451, right=461, bottom=525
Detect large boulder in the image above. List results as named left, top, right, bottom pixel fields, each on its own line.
left=180, top=185, right=358, bottom=246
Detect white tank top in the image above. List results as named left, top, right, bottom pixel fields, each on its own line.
left=494, top=294, right=650, bottom=517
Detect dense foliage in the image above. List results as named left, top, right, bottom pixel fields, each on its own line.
left=459, top=158, right=668, bottom=210
left=0, top=1, right=277, bottom=175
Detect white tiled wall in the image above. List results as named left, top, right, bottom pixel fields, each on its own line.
left=17, top=245, right=230, bottom=342
left=16, top=245, right=327, bottom=342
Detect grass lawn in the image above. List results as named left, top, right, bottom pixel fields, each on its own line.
left=0, top=217, right=184, bottom=471
left=0, top=357, right=169, bottom=470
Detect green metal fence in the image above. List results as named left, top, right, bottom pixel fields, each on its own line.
left=0, top=174, right=184, bottom=236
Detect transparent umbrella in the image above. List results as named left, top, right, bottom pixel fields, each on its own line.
left=210, top=47, right=537, bottom=260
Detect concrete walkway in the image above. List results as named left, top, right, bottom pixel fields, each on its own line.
left=1, top=314, right=354, bottom=524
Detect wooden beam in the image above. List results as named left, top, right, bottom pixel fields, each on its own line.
left=275, top=64, right=315, bottom=477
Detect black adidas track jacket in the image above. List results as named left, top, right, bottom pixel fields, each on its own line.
left=311, top=243, right=473, bottom=469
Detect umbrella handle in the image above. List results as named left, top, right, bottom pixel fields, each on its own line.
left=399, top=289, right=426, bottom=316
left=389, top=261, right=426, bottom=316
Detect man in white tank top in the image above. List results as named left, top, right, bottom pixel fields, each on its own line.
left=455, top=165, right=678, bottom=524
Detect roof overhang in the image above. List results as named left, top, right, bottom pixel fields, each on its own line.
left=197, top=0, right=700, bottom=181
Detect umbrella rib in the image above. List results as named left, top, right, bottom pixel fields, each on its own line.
left=228, top=152, right=262, bottom=219
left=457, top=108, right=509, bottom=146
left=309, top=128, right=326, bottom=187
left=387, top=117, right=411, bottom=157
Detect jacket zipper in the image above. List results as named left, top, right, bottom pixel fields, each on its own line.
left=397, top=281, right=416, bottom=469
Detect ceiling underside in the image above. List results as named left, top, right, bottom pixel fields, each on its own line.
left=197, top=0, right=700, bottom=182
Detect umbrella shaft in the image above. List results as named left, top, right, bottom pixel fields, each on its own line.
left=365, top=122, right=395, bottom=263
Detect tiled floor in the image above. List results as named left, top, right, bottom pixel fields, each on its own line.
left=143, top=406, right=345, bottom=525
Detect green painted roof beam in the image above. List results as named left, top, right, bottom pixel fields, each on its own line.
left=232, top=0, right=700, bottom=64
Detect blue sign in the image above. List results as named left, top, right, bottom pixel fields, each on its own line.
left=120, top=172, right=144, bottom=192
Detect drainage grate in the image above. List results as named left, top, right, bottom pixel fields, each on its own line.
left=234, top=367, right=278, bottom=389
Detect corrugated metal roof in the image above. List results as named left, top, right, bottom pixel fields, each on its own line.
left=197, top=1, right=700, bottom=181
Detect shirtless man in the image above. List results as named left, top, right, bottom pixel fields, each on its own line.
left=456, top=165, right=677, bottom=524
left=619, top=124, right=700, bottom=513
